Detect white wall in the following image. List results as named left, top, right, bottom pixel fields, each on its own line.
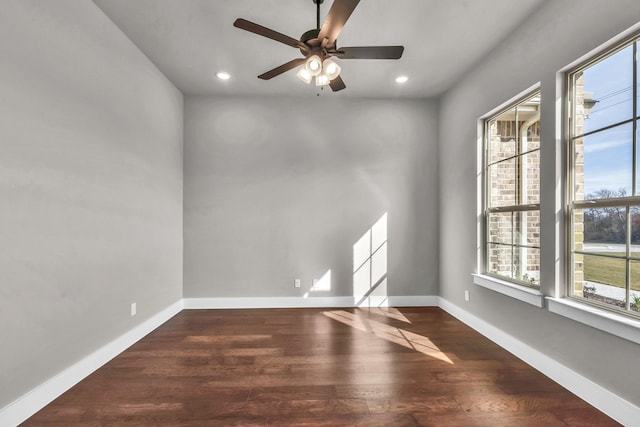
left=0, top=0, right=183, bottom=408
left=439, top=0, right=640, bottom=404
left=184, top=96, right=438, bottom=301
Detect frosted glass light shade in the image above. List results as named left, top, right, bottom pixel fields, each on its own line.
left=296, top=67, right=312, bottom=84
left=323, top=59, right=341, bottom=80
left=305, top=55, right=323, bottom=77
left=315, top=73, right=330, bottom=86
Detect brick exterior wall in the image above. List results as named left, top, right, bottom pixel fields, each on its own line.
left=487, top=106, right=541, bottom=285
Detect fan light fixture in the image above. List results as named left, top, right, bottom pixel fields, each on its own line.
left=234, top=0, right=405, bottom=92
left=296, top=67, right=312, bottom=84
left=315, top=73, right=330, bottom=86
left=323, top=59, right=341, bottom=80
left=297, top=57, right=341, bottom=86
left=305, top=55, right=323, bottom=76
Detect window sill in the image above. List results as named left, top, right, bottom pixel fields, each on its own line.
left=546, top=297, right=640, bottom=345
left=472, top=274, right=544, bottom=307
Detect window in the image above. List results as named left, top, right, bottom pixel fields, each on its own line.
left=483, top=91, right=541, bottom=288
left=568, top=35, right=640, bottom=316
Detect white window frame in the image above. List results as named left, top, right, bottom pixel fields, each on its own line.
left=479, top=89, right=542, bottom=291
left=565, top=31, right=640, bottom=320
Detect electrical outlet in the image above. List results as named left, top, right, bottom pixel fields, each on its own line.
left=131, top=302, right=137, bottom=316
left=294, top=279, right=301, bottom=288
left=464, top=290, right=470, bottom=302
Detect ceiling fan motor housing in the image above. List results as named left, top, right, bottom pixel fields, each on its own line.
left=300, top=29, right=325, bottom=56
left=300, top=29, right=320, bottom=44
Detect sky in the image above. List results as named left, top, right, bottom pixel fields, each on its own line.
left=581, top=41, right=639, bottom=198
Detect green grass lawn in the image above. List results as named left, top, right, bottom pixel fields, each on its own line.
left=582, top=252, right=640, bottom=291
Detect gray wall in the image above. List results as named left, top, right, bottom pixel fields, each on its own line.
left=439, top=0, right=640, bottom=404
left=4, top=0, right=638, bottom=415
left=184, top=96, right=438, bottom=300
left=0, top=0, right=183, bottom=408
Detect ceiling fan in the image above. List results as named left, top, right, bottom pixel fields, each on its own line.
left=233, top=0, right=404, bottom=92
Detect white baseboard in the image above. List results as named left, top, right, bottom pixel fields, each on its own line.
left=0, top=299, right=183, bottom=427
left=438, top=297, right=639, bottom=426
left=183, top=295, right=439, bottom=309
left=380, top=295, right=439, bottom=307
left=184, top=296, right=354, bottom=309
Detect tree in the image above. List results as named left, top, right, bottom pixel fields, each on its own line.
left=584, top=188, right=627, bottom=243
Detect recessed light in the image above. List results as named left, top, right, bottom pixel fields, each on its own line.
left=395, top=75, right=408, bottom=84
left=216, top=71, right=231, bottom=80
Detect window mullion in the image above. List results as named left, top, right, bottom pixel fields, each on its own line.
left=488, top=204, right=540, bottom=213
left=626, top=206, right=632, bottom=311
left=573, top=195, right=640, bottom=209
left=484, top=121, right=490, bottom=275
left=571, top=117, right=634, bottom=140
left=633, top=41, right=637, bottom=196
left=511, top=211, right=516, bottom=280
left=629, top=41, right=636, bottom=310
left=516, top=107, right=521, bottom=206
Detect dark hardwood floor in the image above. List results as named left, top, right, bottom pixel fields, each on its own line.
left=23, top=307, right=619, bottom=426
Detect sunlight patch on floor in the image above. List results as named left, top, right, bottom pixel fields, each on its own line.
left=323, top=310, right=453, bottom=364
left=365, top=306, right=411, bottom=323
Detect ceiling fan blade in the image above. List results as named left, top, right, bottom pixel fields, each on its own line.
left=335, top=46, right=404, bottom=59
left=329, top=75, right=346, bottom=92
left=234, top=18, right=304, bottom=49
left=318, top=0, right=360, bottom=45
left=258, top=58, right=307, bottom=80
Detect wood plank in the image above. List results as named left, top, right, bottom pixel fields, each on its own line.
left=23, top=307, right=619, bottom=426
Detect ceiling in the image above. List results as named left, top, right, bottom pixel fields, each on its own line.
left=93, top=0, right=546, bottom=98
